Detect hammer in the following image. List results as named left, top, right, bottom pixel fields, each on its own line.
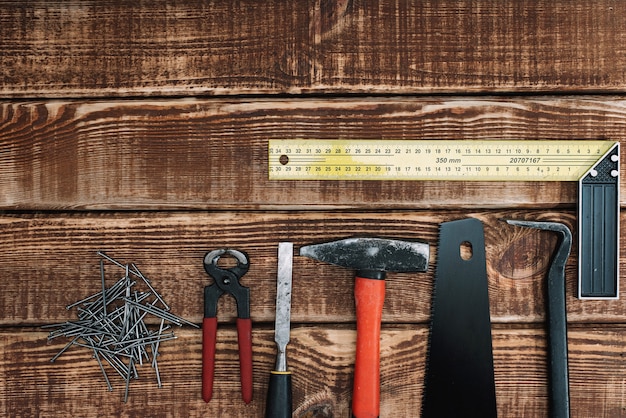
left=300, top=237, right=430, bottom=418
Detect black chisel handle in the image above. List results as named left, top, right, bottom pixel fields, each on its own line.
left=265, top=371, right=292, bottom=418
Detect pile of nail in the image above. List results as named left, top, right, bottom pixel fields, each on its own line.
left=45, top=251, right=198, bottom=402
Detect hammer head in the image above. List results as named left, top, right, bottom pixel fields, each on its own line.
left=299, top=237, right=430, bottom=275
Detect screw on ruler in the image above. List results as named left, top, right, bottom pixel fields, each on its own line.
left=45, top=252, right=199, bottom=402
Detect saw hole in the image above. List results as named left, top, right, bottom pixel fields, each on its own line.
left=460, top=241, right=473, bottom=261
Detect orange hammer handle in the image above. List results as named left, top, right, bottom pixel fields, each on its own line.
left=352, top=276, right=384, bottom=418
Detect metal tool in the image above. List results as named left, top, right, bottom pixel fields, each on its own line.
left=578, top=143, right=620, bottom=299
left=202, top=249, right=253, bottom=404
left=422, top=218, right=497, bottom=418
left=265, top=242, right=294, bottom=418
left=300, top=237, right=429, bottom=418
left=270, top=139, right=620, bottom=300
left=45, top=252, right=197, bottom=402
left=505, top=220, right=572, bottom=418
left=268, top=139, right=615, bottom=181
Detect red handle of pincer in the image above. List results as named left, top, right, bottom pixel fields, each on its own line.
left=202, top=317, right=218, bottom=403
left=237, top=317, right=253, bottom=404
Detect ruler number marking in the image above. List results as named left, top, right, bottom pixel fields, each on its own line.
left=268, top=140, right=615, bottom=181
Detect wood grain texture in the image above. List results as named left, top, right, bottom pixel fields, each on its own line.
left=2, top=327, right=625, bottom=417
left=1, top=211, right=625, bottom=326
left=2, top=2, right=626, bottom=416
left=2, top=97, right=626, bottom=210
left=1, top=1, right=626, bottom=97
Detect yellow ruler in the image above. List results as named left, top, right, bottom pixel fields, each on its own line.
left=269, top=138, right=620, bottom=300
left=268, top=140, right=616, bottom=181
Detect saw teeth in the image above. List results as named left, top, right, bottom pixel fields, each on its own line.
left=420, top=222, right=445, bottom=417
left=421, top=218, right=497, bottom=418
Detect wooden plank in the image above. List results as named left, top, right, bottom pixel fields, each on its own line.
left=2, top=211, right=625, bottom=325
left=2, top=1, right=626, bottom=97
left=2, top=326, right=625, bottom=417
left=2, top=97, right=626, bottom=210
left=2, top=3, right=623, bottom=418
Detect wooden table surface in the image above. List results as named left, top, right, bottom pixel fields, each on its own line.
left=1, top=2, right=626, bottom=417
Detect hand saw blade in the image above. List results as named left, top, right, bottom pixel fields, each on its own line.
left=422, top=218, right=497, bottom=418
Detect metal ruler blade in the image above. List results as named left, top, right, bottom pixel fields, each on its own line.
left=269, top=139, right=614, bottom=181
left=269, top=139, right=620, bottom=299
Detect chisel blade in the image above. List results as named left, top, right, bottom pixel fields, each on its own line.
left=274, top=242, right=293, bottom=370
left=265, top=242, right=294, bottom=418
left=422, top=218, right=497, bottom=418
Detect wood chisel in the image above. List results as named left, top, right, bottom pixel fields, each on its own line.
left=265, top=242, right=294, bottom=418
